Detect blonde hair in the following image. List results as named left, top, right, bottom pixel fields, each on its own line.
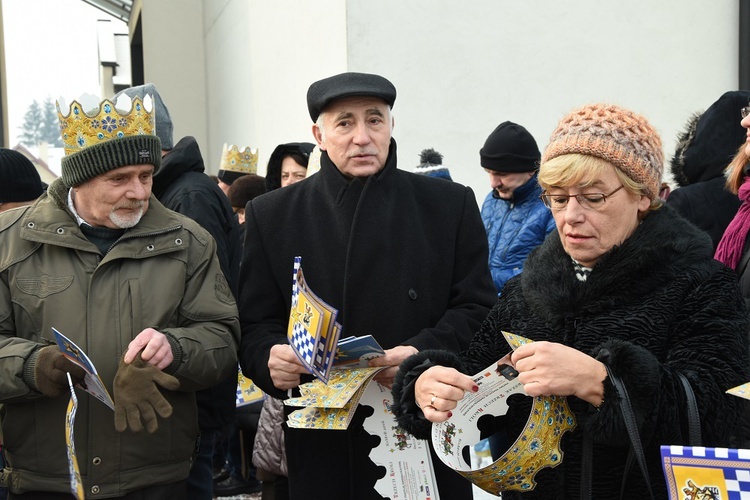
left=539, top=153, right=662, bottom=212
left=725, top=145, right=750, bottom=194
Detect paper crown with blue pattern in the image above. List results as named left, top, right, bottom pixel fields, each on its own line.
left=219, top=143, right=259, bottom=174
left=56, top=93, right=161, bottom=187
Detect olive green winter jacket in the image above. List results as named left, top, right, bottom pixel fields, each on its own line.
left=0, top=179, right=239, bottom=497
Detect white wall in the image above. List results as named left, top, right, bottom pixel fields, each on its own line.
left=347, top=0, right=738, bottom=200
left=202, top=0, right=347, bottom=173
left=140, top=0, right=208, bottom=157
left=141, top=0, right=739, bottom=200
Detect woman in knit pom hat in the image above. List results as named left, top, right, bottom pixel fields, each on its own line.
left=413, top=148, right=453, bottom=180
left=392, top=103, right=748, bottom=498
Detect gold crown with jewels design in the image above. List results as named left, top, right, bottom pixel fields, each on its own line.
left=219, top=143, right=259, bottom=174
left=432, top=332, right=577, bottom=495
left=56, top=93, right=155, bottom=156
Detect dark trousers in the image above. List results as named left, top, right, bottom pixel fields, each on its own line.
left=186, top=428, right=220, bottom=500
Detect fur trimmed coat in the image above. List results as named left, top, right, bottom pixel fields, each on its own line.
left=392, top=204, right=749, bottom=499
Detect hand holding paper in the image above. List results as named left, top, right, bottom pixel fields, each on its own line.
left=268, top=343, right=308, bottom=390
left=415, top=365, right=476, bottom=422
left=368, top=345, right=417, bottom=389
left=32, top=345, right=87, bottom=397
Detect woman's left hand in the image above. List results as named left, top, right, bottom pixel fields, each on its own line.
left=510, top=341, right=606, bottom=407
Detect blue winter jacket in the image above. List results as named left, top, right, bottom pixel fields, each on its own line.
left=481, top=174, right=555, bottom=294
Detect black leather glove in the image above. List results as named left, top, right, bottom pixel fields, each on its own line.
left=113, top=353, right=180, bottom=433
left=30, top=345, right=87, bottom=397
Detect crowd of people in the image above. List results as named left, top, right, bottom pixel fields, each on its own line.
left=0, top=73, right=749, bottom=500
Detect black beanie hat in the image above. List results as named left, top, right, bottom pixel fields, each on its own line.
left=0, top=148, right=44, bottom=202
left=61, top=135, right=162, bottom=188
left=479, top=121, right=540, bottom=173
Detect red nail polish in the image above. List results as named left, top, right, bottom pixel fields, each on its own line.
left=472, top=385, right=479, bottom=392
left=447, top=411, right=453, bottom=418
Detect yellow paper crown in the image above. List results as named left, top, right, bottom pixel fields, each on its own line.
left=220, top=143, right=258, bottom=174
left=56, top=94, right=155, bottom=156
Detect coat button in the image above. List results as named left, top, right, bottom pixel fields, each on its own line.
left=92, top=456, right=102, bottom=465
left=91, top=485, right=100, bottom=494
left=408, top=289, right=417, bottom=300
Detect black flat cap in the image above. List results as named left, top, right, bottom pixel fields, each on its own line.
left=307, top=72, right=397, bottom=121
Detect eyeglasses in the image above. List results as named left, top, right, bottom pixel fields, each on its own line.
left=742, top=106, right=750, bottom=119
left=540, top=185, right=624, bottom=211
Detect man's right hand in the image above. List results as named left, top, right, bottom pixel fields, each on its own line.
left=268, top=344, right=308, bottom=390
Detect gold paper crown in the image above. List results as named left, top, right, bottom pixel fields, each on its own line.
left=220, top=143, right=259, bottom=174
left=56, top=94, right=155, bottom=156
left=433, top=332, right=577, bottom=495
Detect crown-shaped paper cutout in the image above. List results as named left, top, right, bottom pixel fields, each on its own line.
left=57, top=93, right=155, bottom=156
left=220, top=143, right=258, bottom=174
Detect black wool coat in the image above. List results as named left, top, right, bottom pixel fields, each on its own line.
left=393, top=204, right=750, bottom=500
left=238, top=140, right=497, bottom=500
left=666, top=178, right=740, bottom=252
left=153, top=136, right=243, bottom=429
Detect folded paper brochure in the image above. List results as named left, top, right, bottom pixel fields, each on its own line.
left=287, top=256, right=342, bottom=384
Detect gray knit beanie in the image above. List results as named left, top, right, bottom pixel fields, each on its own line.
left=61, top=135, right=162, bottom=188
left=114, top=83, right=174, bottom=150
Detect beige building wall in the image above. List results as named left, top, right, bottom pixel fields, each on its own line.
left=137, top=0, right=345, bottom=175
left=137, top=0, right=208, bottom=161
left=137, top=0, right=737, bottom=198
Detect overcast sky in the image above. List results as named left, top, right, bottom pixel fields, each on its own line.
left=3, top=0, right=126, bottom=148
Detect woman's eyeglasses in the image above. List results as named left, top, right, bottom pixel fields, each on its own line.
left=540, top=185, right=624, bottom=211
left=741, top=106, right=750, bottom=119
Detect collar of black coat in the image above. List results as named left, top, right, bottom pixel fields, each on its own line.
left=518, top=204, right=715, bottom=324
left=319, top=138, right=397, bottom=186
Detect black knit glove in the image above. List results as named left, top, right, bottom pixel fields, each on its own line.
left=113, top=353, right=180, bottom=433
left=30, top=345, right=87, bottom=397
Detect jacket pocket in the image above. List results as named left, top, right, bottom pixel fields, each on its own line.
left=128, top=279, right=142, bottom=338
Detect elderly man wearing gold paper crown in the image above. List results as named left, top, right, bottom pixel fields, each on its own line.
left=238, top=72, right=497, bottom=499
left=391, top=104, right=750, bottom=498
left=0, top=93, right=239, bottom=498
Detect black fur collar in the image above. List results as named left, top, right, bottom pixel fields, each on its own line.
left=520, top=205, right=713, bottom=324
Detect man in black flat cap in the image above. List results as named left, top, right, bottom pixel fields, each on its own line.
left=238, top=71, right=496, bottom=499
